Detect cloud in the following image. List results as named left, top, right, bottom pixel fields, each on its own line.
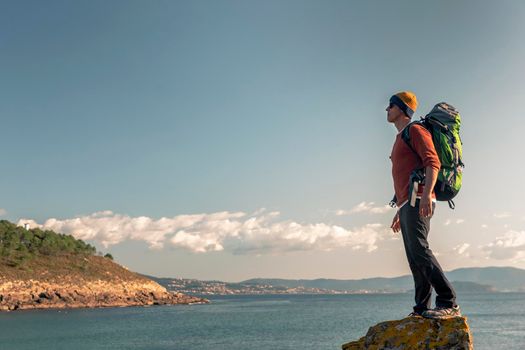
left=443, top=218, right=464, bottom=226
left=0, top=208, right=6, bottom=216
left=18, top=210, right=392, bottom=255
left=336, top=202, right=393, bottom=216
left=494, top=212, right=511, bottom=219
left=481, top=230, right=525, bottom=261
left=452, top=243, right=470, bottom=256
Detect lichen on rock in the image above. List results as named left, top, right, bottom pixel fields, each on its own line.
left=342, top=316, right=473, bottom=350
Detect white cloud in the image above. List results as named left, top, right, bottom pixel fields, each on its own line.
left=18, top=210, right=392, bottom=255
left=452, top=243, right=470, bottom=256
left=444, top=218, right=464, bottom=226
left=494, top=212, right=511, bottom=219
left=481, top=230, right=525, bottom=261
left=0, top=208, right=6, bottom=216
left=336, top=202, right=393, bottom=216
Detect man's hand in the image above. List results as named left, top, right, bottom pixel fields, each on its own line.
left=391, top=211, right=401, bottom=233
left=420, top=165, right=438, bottom=218
left=419, top=194, right=433, bottom=218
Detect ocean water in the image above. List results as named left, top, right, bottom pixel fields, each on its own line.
left=0, top=293, right=523, bottom=349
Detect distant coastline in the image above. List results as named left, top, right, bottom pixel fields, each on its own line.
left=146, top=266, right=525, bottom=296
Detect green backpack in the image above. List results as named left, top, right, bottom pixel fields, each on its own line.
left=401, top=102, right=464, bottom=209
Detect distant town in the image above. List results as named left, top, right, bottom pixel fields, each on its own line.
left=158, top=278, right=394, bottom=295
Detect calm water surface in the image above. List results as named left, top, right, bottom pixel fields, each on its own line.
left=0, top=293, right=523, bottom=349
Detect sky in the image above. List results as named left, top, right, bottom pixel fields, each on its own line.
left=2, top=0, right=525, bottom=282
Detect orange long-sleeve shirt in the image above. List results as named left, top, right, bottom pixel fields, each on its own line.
left=390, top=123, right=441, bottom=207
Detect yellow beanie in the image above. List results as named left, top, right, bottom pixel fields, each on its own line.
left=390, top=91, right=418, bottom=117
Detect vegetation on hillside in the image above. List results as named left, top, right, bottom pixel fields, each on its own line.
left=0, top=220, right=96, bottom=267
left=0, top=220, right=150, bottom=283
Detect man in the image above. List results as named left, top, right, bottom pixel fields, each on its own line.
left=387, top=91, right=460, bottom=319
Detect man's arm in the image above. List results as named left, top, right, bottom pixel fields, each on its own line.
left=420, top=165, right=438, bottom=218
left=410, top=125, right=440, bottom=218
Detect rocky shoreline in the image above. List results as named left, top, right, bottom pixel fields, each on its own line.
left=0, top=279, right=208, bottom=311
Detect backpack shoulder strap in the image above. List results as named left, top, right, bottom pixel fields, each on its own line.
left=400, top=121, right=422, bottom=153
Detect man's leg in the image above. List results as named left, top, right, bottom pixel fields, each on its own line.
left=399, top=200, right=457, bottom=310
left=399, top=204, right=432, bottom=314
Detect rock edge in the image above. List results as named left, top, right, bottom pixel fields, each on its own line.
left=342, top=316, right=473, bottom=350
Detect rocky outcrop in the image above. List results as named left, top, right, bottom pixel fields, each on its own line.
left=0, top=221, right=209, bottom=311
left=342, top=316, right=473, bottom=350
left=0, top=278, right=208, bottom=311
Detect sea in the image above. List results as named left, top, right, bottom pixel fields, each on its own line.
left=0, top=293, right=523, bottom=350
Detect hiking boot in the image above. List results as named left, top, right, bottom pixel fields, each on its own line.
left=422, top=306, right=461, bottom=319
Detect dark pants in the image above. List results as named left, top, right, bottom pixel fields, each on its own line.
left=399, top=200, right=457, bottom=313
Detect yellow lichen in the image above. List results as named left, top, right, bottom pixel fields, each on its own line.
left=342, top=316, right=473, bottom=350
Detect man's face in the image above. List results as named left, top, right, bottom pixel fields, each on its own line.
left=386, top=103, right=404, bottom=123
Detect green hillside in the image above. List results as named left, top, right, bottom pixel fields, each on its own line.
left=0, top=220, right=147, bottom=282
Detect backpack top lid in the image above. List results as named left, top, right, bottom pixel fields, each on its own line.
left=426, top=102, right=461, bottom=127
